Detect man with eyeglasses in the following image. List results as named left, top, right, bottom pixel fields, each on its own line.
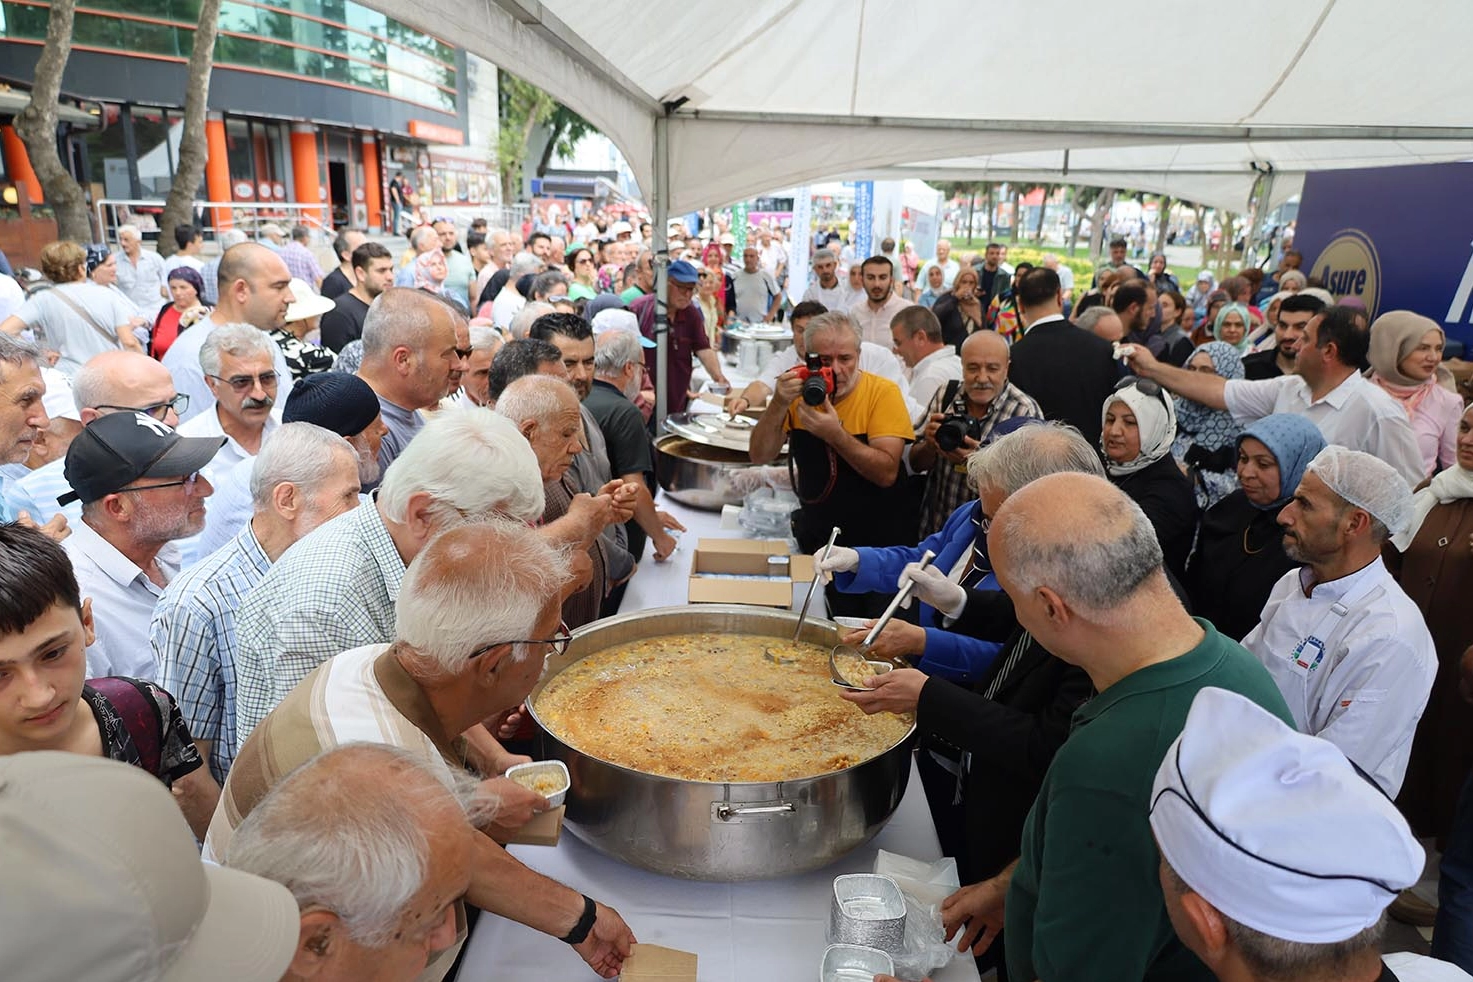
left=355, top=288, right=470, bottom=481
left=162, top=242, right=297, bottom=424
left=214, top=522, right=639, bottom=982
left=59, top=411, right=223, bottom=682
left=178, top=324, right=281, bottom=487
left=6, top=350, right=187, bottom=529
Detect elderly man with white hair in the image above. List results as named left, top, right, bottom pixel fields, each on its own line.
left=1149, top=686, right=1467, bottom=982
left=232, top=408, right=545, bottom=745
left=178, top=323, right=282, bottom=485
left=154, top=423, right=363, bottom=783
left=508, top=300, right=555, bottom=341
left=495, top=374, right=635, bottom=627
left=1241, top=445, right=1436, bottom=796
left=113, top=223, right=168, bottom=309
left=355, top=288, right=469, bottom=477
left=226, top=744, right=486, bottom=982
left=393, top=225, right=441, bottom=287
left=447, top=324, right=502, bottom=408
left=212, top=524, right=638, bottom=981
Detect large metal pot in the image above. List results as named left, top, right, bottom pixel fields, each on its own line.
left=654, top=432, right=766, bottom=510
left=528, top=605, right=916, bottom=881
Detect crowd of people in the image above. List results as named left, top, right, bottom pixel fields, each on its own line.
left=0, top=205, right=1469, bottom=982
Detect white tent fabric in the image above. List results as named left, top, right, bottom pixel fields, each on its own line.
left=388, top=0, right=1473, bottom=213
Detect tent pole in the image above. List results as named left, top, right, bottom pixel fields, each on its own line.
left=653, top=110, right=671, bottom=424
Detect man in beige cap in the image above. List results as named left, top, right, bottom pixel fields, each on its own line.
left=1151, top=686, right=1468, bottom=982
left=0, top=751, right=298, bottom=982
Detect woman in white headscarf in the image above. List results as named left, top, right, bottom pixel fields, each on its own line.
left=1101, top=377, right=1200, bottom=580
left=1386, top=402, right=1473, bottom=842
left=1367, top=310, right=1463, bottom=478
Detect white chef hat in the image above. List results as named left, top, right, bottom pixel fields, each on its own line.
left=1149, top=687, right=1423, bottom=945
left=1304, top=444, right=1414, bottom=536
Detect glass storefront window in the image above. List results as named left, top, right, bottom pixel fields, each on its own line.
left=133, top=108, right=179, bottom=196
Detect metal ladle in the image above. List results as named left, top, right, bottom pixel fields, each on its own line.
left=764, top=526, right=841, bottom=667
left=829, top=549, right=937, bottom=690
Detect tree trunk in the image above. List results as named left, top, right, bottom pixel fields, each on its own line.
left=1011, top=186, right=1023, bottom=243
left=1034, top=184, right=1052, bottom=244
left=158, top=0, right=222, bottom=257
left=984, top=185, right=994, bottom=239
left=1215, top=212, right=1238, bottom=279
left=13, top=0, right=92, bottom=243
left=963, top=188, right=975, bottom=245
left=1154, top=195, right=1173, bottom=256
left=1087, top=189, right=1116, bottom=264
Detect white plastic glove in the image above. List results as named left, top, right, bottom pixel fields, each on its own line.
left=816, top=545, right=860, bottom=582
left=897, top=562, right=968, bottom=619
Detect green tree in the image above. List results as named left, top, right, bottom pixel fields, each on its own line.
left=158, top=0, right=222, bottom=258
left=14, top=0, right=92, bottom=242
left=534, top=105, right=597, bottom=179
left=497, top=75, right=556, bottom=202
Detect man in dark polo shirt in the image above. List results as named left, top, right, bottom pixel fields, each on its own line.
left=630, top=260, right=728, bottom=415
left=319, top=241, right=394, bottom=353
left=937, top=472, right=1292, bottom=982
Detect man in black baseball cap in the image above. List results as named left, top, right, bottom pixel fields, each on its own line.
left=59, top=412, right=224, bottom=680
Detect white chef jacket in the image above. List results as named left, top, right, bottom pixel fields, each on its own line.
left=800, top=280, right=859, bottom=311
left=1240, top=557, right=1436, bottom=796
left=757, top=342, right=922, bottom=422
left=64, top=520, right=181, bottom=683
left=1222, top=371, right=1425, bottom=486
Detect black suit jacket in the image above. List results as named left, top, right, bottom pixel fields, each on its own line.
left=918, top=591, right=1093, bottom=882
left=1007, top=317, right=1120, bottom=446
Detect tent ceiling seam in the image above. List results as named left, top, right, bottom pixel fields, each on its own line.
left=1239, top=0, right=1339, bottom=123
left=849, top=0, right=868, bottom=115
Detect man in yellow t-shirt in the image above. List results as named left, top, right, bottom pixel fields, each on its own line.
left=750, top=310, right=915, bottom=615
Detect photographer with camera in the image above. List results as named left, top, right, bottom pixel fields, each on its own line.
left=750, top=311, right=915, bottom=616
left=908, top=330, right=1042, bottom=539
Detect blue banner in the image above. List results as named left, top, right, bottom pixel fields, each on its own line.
left=851, top=181, right=874, bottom=259
left=1293, top=162, right=1473, bottom=348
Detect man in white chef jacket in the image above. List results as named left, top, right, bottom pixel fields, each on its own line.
left=1240, top=445, right=1436, bottom=797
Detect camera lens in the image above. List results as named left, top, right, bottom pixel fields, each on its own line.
left=934, top=417, right=968, bottom=452
left=801, top=374, right=829, bottom=407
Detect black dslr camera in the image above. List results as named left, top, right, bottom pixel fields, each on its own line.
left=934, top=413, right=983, bottom=452
left=793, top=353, right=835, bottom=407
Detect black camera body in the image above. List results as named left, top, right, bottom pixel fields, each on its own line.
left=793, top=353, right=836, bottom=407
left=934, top=413, right=984, bottom=452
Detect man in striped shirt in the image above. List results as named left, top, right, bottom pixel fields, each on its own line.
left=152, top=423, right=363, bottom=783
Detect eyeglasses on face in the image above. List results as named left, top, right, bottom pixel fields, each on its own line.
left=116, top=472, right=202, bottom=495
left=95, top=393, right=190, bottom=420
left=469, top=628, right=574, bottom=662
left=207, top=372, right=278, bottom=392
left=453, top=347, right=473, bottom=360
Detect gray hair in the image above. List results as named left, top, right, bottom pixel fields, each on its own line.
left=378, top=407, right=544, bottom=527
left=994, top=480, right=1163, bottom=617
left=1160, top=860, right=1385, bottom=980
left=1075, top=306, right=1119, bottom=333
left=803, top=310, right=861, bottom=351
left=0, top=333, right=41, bottom=370
left=1279, top=269, right=1308, bottom=290
left=218, top=229, right=249, bottom=251
left=225, top=743, right=492, bottom=949
left=508, top=301, right=555, bottom=340
left=494, top=374, right=577, bottom=427
left=530, top=270, right=568, bottom=300
left=409, top=226, right=438, bottom=252
left=395, top=521, right=573, bottom=675
left=967, top=422, right=1105, bottom=495
left=116, top=223, right=141, bottom=243
left=509, top=252, right=543, bottom=278
left=248, top=423, right=357, bottom=510
left=594, top=329, right=644, bottom=376
left=290, top=224, right=311, bottom=243
left=811, top=248, right=836, bottom=265
left=468, top=325, right=501, bottom=353
left=198, top=323, right=277, bottom=377
left=361, top=288, right=439, bottom=359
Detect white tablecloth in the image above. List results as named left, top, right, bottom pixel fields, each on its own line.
left=456, top=491, right=978, bottom=981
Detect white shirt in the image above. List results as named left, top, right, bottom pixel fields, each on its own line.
left=1054, top=264, right=1075, bottom=293
left=758, top=241, right=787, bottom=278
left=906, top=346, right=964, bottom=427
left=848, top=293, right=915, bottom=349
left=161, top=254, right=203, bottom=277
left=64, top=520, right=181, bottom=682
left=0, top=274, right=25, bottom=322
left=919, top=258, right=960, bottom=288
left=800, top=279, right=859, bottom=311
left=1240, top=557, right=1436, bottom=796
left=1222, top=371, right=1425, bottom=486
left=160, top=315, right=295, bottom=424
left=1382, top=953, right=1473, bottom=982
left=177, top=405, right=279, bottom=486
left=757, top=342, right=922, bottom=422
left=491, top=287, right=525, bottom=332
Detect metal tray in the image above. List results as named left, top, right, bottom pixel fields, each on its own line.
left=504, top=759, right=570, bottom=808
left=828, top=873, right=907, bottom=953
left=819, top=944, right=894, bottom=981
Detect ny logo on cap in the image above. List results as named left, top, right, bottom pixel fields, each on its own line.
left=132, top=413, right=173, bottom=437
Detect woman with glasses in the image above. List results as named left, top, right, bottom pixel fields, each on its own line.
left=150, top=267, right=211, bottom=361
left=564, top=246, right=598, bottom=302
left=1101, top=377, right=1199, bottom=579
left=1172, top=341, right=1245, bottom=509
left=1184, top=413, right=1325, bottom=642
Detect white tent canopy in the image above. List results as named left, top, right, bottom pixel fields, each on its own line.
left=392, top=0, right=1473, bottom=213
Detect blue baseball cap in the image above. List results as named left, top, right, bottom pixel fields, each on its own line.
left=667, top=260, right=700, bottom=284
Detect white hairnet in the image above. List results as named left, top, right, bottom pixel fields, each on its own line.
left=1305, top=445, right=1413, bottom=535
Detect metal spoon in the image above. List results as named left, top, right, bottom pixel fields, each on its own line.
left=829, top=549, right=936, bottom=689
left=764, top=526, right=841, bottom=667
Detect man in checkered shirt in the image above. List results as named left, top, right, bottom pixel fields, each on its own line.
left=152, top=424, right=362, bottom=782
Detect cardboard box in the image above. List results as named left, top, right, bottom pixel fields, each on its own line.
left=688, top=539, right=815, bottom=608
left=502, top=805, right=564, bottom=847
left=620, top=944, right=698, bottom=981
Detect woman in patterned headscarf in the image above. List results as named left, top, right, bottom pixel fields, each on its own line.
left=1172, top=341, right=1245, bottom=509
left=1185, top=413, right=1326, bottom=641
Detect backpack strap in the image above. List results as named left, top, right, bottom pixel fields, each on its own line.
left=87, top=676, right=164, bottom=778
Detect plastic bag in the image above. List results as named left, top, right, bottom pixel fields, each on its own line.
left=874, top=851, right=959, bottom=980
